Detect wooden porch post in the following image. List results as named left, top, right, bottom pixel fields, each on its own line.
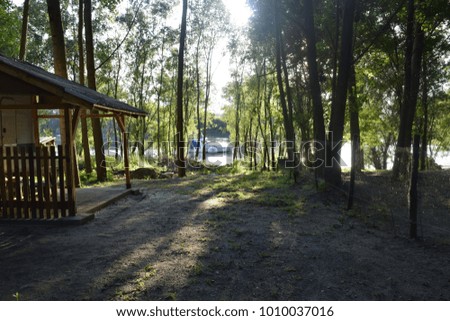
left=115, top=114, right=131, bottom=189
left=72, top=108, right=81, bottom=188
left=64, top=106, right=76, bottom=215
left=32, top=96, right=39, bottom=145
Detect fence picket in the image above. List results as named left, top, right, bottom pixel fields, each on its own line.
left=0, top=147, right=6, bottom=217
left=0, top=145, right=75, bottom=220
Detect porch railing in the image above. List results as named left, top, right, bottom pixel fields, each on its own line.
left=0, top=145, right=75, bottom=220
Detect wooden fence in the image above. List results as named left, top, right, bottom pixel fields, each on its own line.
left=0, top=145, right=75, bottom=220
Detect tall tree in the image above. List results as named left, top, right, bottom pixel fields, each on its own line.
left=84, top=0, right=107, bottom=181
left=273, top=0, right=296, bottom=172
left=303, top=0, right=326, bottom=182
left=19, top=0, right=30, bottom=60
left=327, top=0, right=356, bottom=186
left=176, top=0, right=188, bottom=177
left=47, top=0, right=68, bottom=78
left=78, top=0, right=92, bottom=174
left=47, top=0, right=69, bottom=155
left=392, top=0, right=425, bottom=179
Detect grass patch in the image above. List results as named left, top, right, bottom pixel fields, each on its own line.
left=192, top=263, right=204, bottom=276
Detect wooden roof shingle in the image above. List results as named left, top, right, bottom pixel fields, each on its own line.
left=0, top=54, right=146, bottom=117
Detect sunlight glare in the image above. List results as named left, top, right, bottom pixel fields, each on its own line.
left=223, top=0, right=252, bottom=27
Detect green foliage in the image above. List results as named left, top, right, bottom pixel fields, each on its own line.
left=12, top=0, right=449, bottom=174
left=0, top=0, right=21, bottom=57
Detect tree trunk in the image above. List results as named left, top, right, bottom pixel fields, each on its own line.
left=274, top=0, right=295, bottom=172
left=392, top=0, right=415, bottom=179
left=327, top=0, right=356, bottom=186
left=78, top=0, right=92, bottom=174
left=303, top=0, right=327, bottom=182
left=47, top=0, right=68, bottom=146
left=233, top=75, right=242, bottom=162
left=19, top=0, right=30, bottom=60
left=47, top=0, right=68, bottom=79
left=420, top=53, right=428, bottom=171
left=371, top=147, right=382, bottom=170
left=195, top=40, right=201, bottom=161
left=348, top=64, right=361, bottom=171
left=157, top=38, right=165, bottom=162
left=47, top=0, right=78, bottom=189
left=330, top=0, right=340, bottom=107
left=176, top=0, right=187, bottom=177
left=280, top=30, right=300, bottom=177
left=409, top=134, right=420, bottom=239
left=202, top=49, right=213, bottom=162
left=84, top=0, right=106, bottom=181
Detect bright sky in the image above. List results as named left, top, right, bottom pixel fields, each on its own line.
left=223, top=0, right=252, bottom=28
left=211, top=0, right=252, bottom=114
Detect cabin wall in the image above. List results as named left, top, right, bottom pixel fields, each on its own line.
left=0, top=95, right=33, bottom=146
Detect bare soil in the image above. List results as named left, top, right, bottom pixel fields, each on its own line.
left=0, top=170, right=449, bottom=301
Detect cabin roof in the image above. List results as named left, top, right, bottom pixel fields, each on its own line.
left=0, top=54, right=146, bottom=117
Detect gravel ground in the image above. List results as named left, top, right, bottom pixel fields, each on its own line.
left=0, top=170, right=449, bottom=300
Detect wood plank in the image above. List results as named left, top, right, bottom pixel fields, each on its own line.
left=64, top=108, right=76, bottom=216
left=32, top=109, right=40, bottom=145
left=35, top=146, right=44, bottom=219
left=123, top=130, right=131, bottom=189
left=42, top=147, right=52, bottom=218
left=84, top=113, right=116, bottom=119
left=114, top=114, right=126, bottom=132
left=20, top=146, right=30, bottom=219
left=28, top=145, right=37, bottom=219
left=0, top=147, right=7, bottom=218
left=36, top=115, right=64, bottom=119
left=0, top=104, right=66, bottom=110
left=58, top=145, right=66, bottom=217
left=72, top=107, right=81, bottom=136
left=115, top=114, right=131, bottom=189
left=66, top=144, right=76, bottom=216
left=6, top=147, right=14, bottom=218
left=13, top=147, right=21, bottom=219
left=50, top=146, right=58, bottom=218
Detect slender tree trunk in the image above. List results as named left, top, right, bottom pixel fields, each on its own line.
left=47, top=0, right=78, bottom=189
left=183, top=72, right=190, bottom=145
left=112, top=54, right=121, bottom=161
left=176, top=0, right=187, bottom=177
left=392, top=0, right=415, bottom=179
left=47, top=0, right=68, bottom=146
left=78, top=0, right=92, bottom=174
left=331, top=0, right=340, bottom=107
left=274, top=0, right=295, bottom=171
left=256, top=66, right=268, bottom=171
left=85, top=0, right=106, bottom=181
left=347, top=64, right=360, bottom=210
left=420, top=53, right=428, bottom=171
left=19, top=0, right=30, bottom=60
left=137, top=52, right=147, bottom=158
left=409, top=134, right=420, bottom=239
left=327, top=0, right=356, bottom=186
left=202, top=49, right=213, bottom=162
left=233, top=74, right=242, bottom=162
left=156, top=38, right=165, bottom=162
left=303, top=0, right=326, bottom=182
left=349, top=64, right=361, bottom=171
left=195, top=40, right=201, bottom=160
left=280, top=32, right=300, bottom=177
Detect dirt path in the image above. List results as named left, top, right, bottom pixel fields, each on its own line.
left=1, top=172, right=449, bottom=300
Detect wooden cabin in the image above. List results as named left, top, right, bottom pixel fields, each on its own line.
left=0, top=54, right=146, bottom=221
